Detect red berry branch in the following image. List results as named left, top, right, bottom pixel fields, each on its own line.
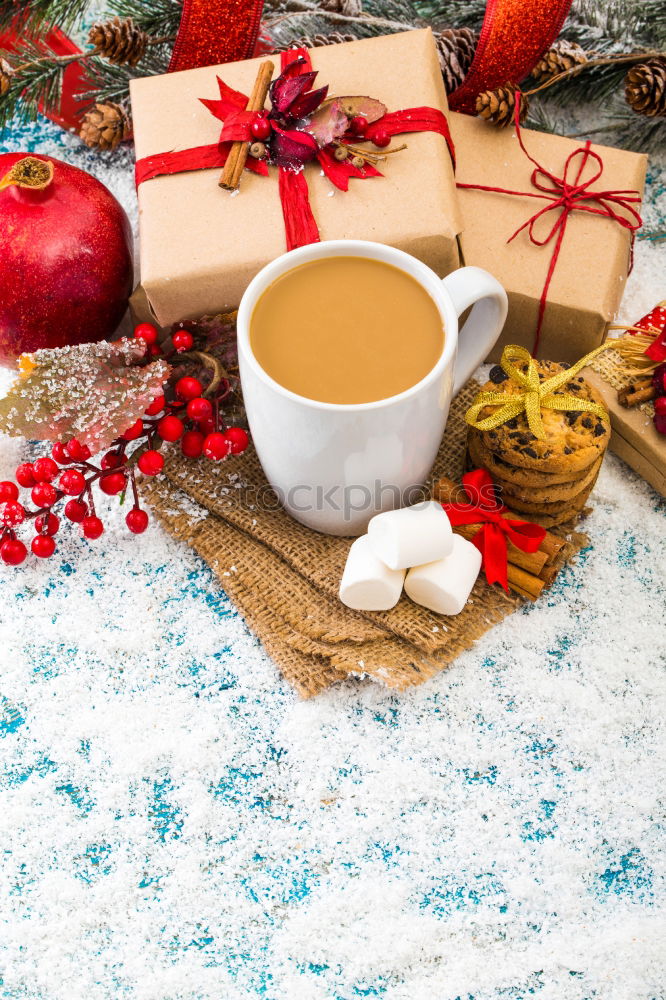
left=0, top=322, right=248, bottom=567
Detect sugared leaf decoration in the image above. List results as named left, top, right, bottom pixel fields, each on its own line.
left=289, top=84, right=329, bottom=121
left=320, top=95, right=387, bottom=124
left=306, top=98, right=349, bottom=146
left=271, top=125, right=320, bottom=169
left=270, top=69, right=318, bottom=115
left=0, top=338, right=171, bottom=453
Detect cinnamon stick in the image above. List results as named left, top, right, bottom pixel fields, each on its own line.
left=432, top=475, right=564, bottom=568
left=454, top=522, right=549, bottom=576
left=506, top=563, right=545, bottom=601
left=220, top=59, right=274, bottom=191
left=618, top=381, right=657, bottom=407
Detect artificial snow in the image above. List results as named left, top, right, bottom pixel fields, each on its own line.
left=0, top=109, right=665, bottom=1000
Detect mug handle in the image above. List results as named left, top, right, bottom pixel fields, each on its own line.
left=441, top=266, right=509, bottom=396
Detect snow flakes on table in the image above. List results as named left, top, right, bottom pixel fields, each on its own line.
left=0, top=115, right=665, bottom=1000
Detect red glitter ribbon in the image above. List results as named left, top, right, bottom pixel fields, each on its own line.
left=441, top=469, right=546, bottom=593
left=457, top=94, right=643, bottom=355
left=135, top=48, right=456, bottom=252
left=448, top=0, right=573, bottom=114
left=169, top=0, right=265, bottom=71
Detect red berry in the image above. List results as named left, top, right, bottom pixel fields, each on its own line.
left=157, top=415, right=184, bottom=442
left=134, top=322, right=159, bottom=345
left=654, top=396, right=666, bottom=415
left=99, top=471, right=127, bottom=496
left=32, top=534, right=56, bottom=558
left=60, top=469, right=86, bottom=496
left=51, top=442, right=70, bottom=465
left=32, top=457, right=59, bottom=483
left=224, top=427, right=250, bottom=455
left=145, top=394, right=166, bottom=416
left=1, top=537, right=27, bottom=565
left=203, top=432, right=230, bottom=461
left=126, top=507, right=149, bottom=534
left=149, top=344, right=162, bottom=357
left=653, top=363, right=666, bottom=395
left=138, top=450, right=164, bottom=476
left=186, top=397, right=213, bottom=422
left=122, top=418, right=144, bottom=441
left=101, top=451, right=122, bottom=470
left=197, top=416, right=216, bottom=435
left=371, top=127, right=390, bottom=148
left=181, top=430, right=205, bottom=458
left=31, top=482, right=57, bottom=508
left=64, top=498, right=87, bottom=523
left=2, top=501, right=25, bottom=526
left=82, top=516, right=104, bottom=540
left=35, top=512, right=60, bottom=535
left=349, top=115, right=368, bottom=136
left=66, top=439, right=91, bottom=462
left=654, top=412, right=666, bottom=436
left=15, top=462, right=36, bottom=487
left=175, top=376, right=203, bottom=401
left=250, top=115, right=272, bottom=141
left=172, top=331, right=194, bottom=353
left=0, top=481, right=19, bottom=503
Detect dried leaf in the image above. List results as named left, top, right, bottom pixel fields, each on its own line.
left=270, top=70, right=318, bottom=114
left=0, top=339, right=171, bottom=453
left=271, top=125, right=319, bottom=169
left=320, top=95, right=387, bottom=124
left=306, top=97, right=349, bottom=146
left=289, top=84, right=329, bottom=120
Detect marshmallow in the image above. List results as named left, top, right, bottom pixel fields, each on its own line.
left=339, top=535, right=405, bottom=611
left=367, top=501, right=453, bottom=571
left=405, top=534, right=482, bottom=615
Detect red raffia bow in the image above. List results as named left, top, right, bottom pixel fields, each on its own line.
left=441, top=468, right=546, bottom=593
left=135, top=49, right=455, bottom=252
left=457, top=93, right=643, bottom=356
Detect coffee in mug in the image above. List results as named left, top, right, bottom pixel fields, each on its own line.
left=250, top=256, right=445, bottom=404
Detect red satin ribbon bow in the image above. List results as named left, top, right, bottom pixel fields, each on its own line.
left=441, top=468, right=546, bottom=593
left=135, top=49, right=455, bottom=251
left=457, top=93, right=643, bottom=356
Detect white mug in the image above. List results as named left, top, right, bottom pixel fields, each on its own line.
left=237, top=240, right=508, bottom=536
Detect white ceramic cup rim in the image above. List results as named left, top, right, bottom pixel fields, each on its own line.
left=236, top=239, right=459, bottom=412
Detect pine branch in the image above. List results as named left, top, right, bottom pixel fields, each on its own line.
left=410, top=0, right=486, bottom=29
left=0, top=0, right=89, bottom=34
left=82, top=49, right=171, bottom=106
left=106, top=0, right=183, bottom=39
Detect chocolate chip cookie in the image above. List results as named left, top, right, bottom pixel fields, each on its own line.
left=493, top=456, right=602, bottom=504
left=472, top=362, right=610, bottom=475
left=467, top=431, right=598, bottom=488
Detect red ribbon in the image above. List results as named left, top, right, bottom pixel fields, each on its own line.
left=441, top=469, right=546, bottom=593
left=135, top=48, right=456, bottom=252
left=169, top=0, right=265, bottom=72
left=448, top=0, right=573, bottom=114
left=457, top=94, right=643, bottom=356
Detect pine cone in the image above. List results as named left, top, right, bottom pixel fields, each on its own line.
left=321, top=0, right=363, bottom=15
left=286, top=31, right=356, bottom=50
left=79, top=102, right=131, bottom=152
left=0, top=57, right=14, bottom=98
left=435, top=27, right=478, bottom=94
left=531, top=39, right=588, bottom=85
left=625, top=58, right=666, bottom=118
left=476, top=84, right=529, bottom=127
left=88, top=16, right=148, bottom=67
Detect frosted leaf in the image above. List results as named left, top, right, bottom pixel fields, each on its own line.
left=0, top=338, right=171, bottom=453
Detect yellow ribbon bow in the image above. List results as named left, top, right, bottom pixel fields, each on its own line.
left=465, top=344, right=609, bottom=441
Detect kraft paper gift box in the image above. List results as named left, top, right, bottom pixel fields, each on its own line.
left=449, top=112, right=648, bottom=364
left=130, top=29, right=462, bottom=327
left=584, top=367, right=666, bottom=498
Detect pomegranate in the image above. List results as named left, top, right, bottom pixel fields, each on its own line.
left=0, top=153, right=133, bottom=367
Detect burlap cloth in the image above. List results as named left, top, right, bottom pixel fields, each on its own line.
left=143, top=382, right=583, bottom=697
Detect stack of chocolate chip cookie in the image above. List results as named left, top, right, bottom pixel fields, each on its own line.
left=467, top=361, right=611, bottom=528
